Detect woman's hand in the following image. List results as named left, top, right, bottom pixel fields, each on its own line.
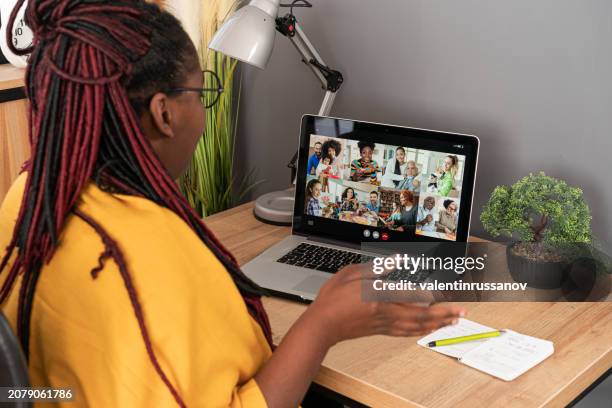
left=254, top=263, right=464, bottom=408
left=307, top=264, right=465, bottom=346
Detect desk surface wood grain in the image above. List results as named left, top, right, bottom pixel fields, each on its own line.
left=205, top=201, right=611, bottom=408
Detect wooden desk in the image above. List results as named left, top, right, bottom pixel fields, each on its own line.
left=205, top=201, right=612, bottom=408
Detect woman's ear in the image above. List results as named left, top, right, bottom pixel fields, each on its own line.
left=148, top=92, right=175, bottom=139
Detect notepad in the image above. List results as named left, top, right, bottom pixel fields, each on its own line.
left=417, top=318, right=554, bottom=381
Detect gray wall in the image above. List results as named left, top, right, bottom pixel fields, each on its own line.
left=235, top=0, right=612, bottom=245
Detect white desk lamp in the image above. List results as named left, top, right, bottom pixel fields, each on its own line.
left=209, top=0, right=343, bottom=225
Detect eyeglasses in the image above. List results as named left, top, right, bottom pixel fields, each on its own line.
left=166, top=70, right=224, bottom=109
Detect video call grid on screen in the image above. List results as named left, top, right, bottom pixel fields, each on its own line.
left=302, top=134, right=466, bottom=242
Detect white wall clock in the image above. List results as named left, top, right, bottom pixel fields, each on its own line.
left=0, top=0, right=33, bottom=68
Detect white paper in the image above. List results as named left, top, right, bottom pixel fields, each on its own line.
left=418, top=320, right=554, bottom=381
left=417, top=318, right=497, bottom=359
left=460, top=329, right=554, bottom=381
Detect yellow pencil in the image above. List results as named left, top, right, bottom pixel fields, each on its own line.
left=427, top=330, right=503, bottom=347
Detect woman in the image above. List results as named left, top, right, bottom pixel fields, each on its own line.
left=318, top=140, right=343, bottom=188
left=437, top=155, right=459, bottom=197
left=350, top=141, right=380, bottom=183
left=339, top=187, right=359, bottom=212
left=436, top=199, right=458, bottom=235
left=387, top=191, right=418, bottom=232
left=381, top=147, right=407, bottom=188
left=397, top=160, right=421, bottom=192
left=305, top=179, right=323, bottom=216
left=321, top=139, right=342, bottom=167
left=0, top=1, right=463, bottom=407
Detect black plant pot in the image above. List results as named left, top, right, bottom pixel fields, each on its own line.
left=506, top=243, right=571, bottom=289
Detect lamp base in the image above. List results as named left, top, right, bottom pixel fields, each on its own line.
left=253, top=189, right=295, bottom=226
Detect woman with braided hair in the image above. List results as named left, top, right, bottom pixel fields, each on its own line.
left=0, top=1, right=465, bottom=407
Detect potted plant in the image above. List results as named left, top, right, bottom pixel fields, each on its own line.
left=480, top=172, right=592, bottom=289
left=169, top=0, right=261, bottom=217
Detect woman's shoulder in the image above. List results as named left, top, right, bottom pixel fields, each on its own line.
left=0, top=173, right=28, bottom=225
left=30, top=184, right=236, bottom=321
left=0, top=174, right=29, bottom=256
left=1, top=175, right=233, bottom=312
left=79, top=184, right=186, bottom=232
left=60, top=183, right=225, bottom=282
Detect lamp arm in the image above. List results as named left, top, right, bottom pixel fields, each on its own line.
left=277, top=18, right=344, bottom=180
left=290, top=24, right=342, bottom=116
left=276, top=17, right=344, bottom=112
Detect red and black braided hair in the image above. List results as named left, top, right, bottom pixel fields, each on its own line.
left=0, top=1, right=272, bottom=406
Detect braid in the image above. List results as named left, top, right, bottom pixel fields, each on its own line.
left=1, top=1, right=272, bottom=406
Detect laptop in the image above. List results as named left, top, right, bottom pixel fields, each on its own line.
left=242, top=115, right=480, bottom=302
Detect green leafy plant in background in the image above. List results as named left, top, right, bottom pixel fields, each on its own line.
left=481, top=172, right=591, bottom=244
left=179, top=0, right=262, bottom=217
left=481, top=172, right=592, bottom=262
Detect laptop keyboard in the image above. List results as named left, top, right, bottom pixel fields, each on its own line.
left=276, top=243, right=375, bottom=273
left=384, top=267, right=432, bottom=283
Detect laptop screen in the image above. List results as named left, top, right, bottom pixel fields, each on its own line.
left=293, top=116, right=479, bottom=243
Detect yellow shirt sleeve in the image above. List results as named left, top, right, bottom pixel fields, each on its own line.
left=0, top=174, right=272, bottom=408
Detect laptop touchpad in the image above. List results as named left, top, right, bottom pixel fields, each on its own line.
left=292, top=275, right=329, bottom=294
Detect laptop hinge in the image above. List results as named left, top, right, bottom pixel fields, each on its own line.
left=306, top=235, right=363, bottom=251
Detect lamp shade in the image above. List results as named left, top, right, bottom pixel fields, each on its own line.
left=209, top=1, right=280, bottom=69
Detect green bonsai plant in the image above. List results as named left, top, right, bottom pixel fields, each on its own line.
left=481, top=172, right=592, bottom=284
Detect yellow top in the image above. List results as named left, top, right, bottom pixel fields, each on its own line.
left=0, top=173, right=271, bottom=407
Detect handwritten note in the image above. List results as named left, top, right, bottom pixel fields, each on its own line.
left=418, top=319, right=554, bottom=381
left=460, top=329, right=554, bottom=381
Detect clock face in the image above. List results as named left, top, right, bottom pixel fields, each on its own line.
left=0, top=0, right=33, bottom=68
left=11, top=16, right=33, bottom=50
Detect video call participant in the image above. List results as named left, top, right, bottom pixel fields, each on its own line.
left=397, top=160, right=421, bottom=192
left=416, top=196, right=436, bottom=232
left=321, top=139, right=342, bottom=165
left=365, top=191, right=380, bottom=213
left=381, top=147, right=407, bottom=187
left=438, top=155, right=459, bottom=196
left=315, top=154, right=338, bottom=192
left=305, top=179, right=323, bottom=216
left=387, top=190, right=418, bottom=232
left=427, top=173, right=438, bottom=192
left=339, top=187, right=359, bottom=212
left=436, top=199, right=458, bottom=235
left=350, top=141, right=381, bottom=183
left=385, top=202, right=402, bottom=224
left=307, top=142, right=322, bottom=175
left=316, top=155, right=333, bottom=177
left=0, top=2, right=465, bottom=407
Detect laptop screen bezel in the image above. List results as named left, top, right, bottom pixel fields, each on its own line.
left=292, top=115, right=480, bottom=243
